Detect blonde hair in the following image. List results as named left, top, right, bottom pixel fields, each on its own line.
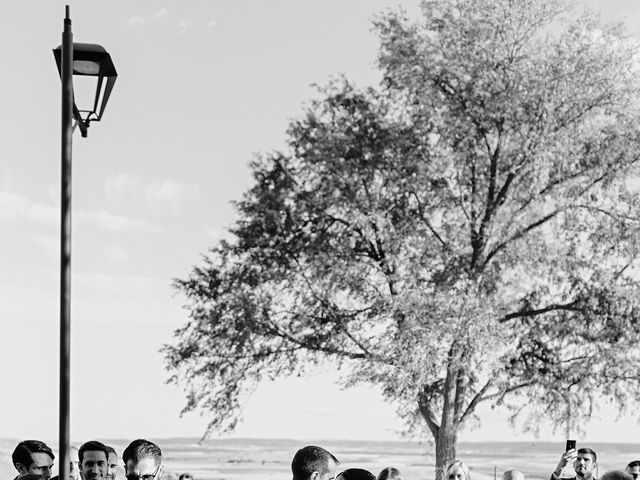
left=445, top=460, right=471, bottom=480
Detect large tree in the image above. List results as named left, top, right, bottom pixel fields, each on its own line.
left=164, top=0, right=640, bottom=477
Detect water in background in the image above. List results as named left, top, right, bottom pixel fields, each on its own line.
left=1, top=438, right=638, bottom=480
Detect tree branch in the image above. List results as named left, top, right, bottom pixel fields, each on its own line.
left=484, top=208, right=563, bottom=266
left=572, top=204, right=640, bottom=222
left=479, top=381, right=536, bottom=403
left=418, top=388, right=441, bottom=439
left=498, top=301, right=581, bottom=323
left=409, top=190, right=450, bottom=250
left=459, top=379, right=494, bottom=424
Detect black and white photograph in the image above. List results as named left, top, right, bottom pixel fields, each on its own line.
left=2, top=1, right=640, bottom=479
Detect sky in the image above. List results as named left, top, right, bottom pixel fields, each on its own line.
left=1, top=0, right=640, bottom=446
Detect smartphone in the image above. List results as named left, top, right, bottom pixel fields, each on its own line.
left=566, top=439, right=576, bottom=451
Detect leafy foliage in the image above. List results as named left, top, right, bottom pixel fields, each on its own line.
left=164, top=0, right=640, bottom=473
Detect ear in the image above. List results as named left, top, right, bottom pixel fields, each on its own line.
left=310, top=472, right=320, bottom=480
left=156, top=466, right=164, bottom=480
left=15, top=463, right=28, bottom=475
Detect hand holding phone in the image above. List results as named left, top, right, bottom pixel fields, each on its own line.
left=555, top=442, right=578, bottom=476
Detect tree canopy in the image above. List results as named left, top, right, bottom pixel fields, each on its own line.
left=164, top=0, right=640, bottom=477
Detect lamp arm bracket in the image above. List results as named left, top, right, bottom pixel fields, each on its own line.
left=72, top=117, right=88, bottom=138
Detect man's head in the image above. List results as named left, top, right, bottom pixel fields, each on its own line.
left=626, top=462, right=640, bottom=479
left=70, top=446, right=80, bottom=480
left=291, top=445, right=339, bottom=480
left=178, top=474, right=193, bottom=480
left=574, top=448, right=597, bottom=479
left=502, top=470, right=524, bottom=480
left=106, top=446, right=118, bottom=480
left=602, top=471, right=634, bottom=480
left=336, top=469, right=375, bottom=480
left=122, top=439, right=162, bottom=480
left=79, top=441, right=109, bottom=480
left=12, top=440, right=55, bottom=480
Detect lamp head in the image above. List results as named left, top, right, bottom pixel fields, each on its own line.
left=53, top=42, right=117, bottom=130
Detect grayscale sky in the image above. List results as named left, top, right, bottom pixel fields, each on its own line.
left=1, top=0, right=639, bottom=444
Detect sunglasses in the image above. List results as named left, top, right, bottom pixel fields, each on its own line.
left=125, top=464, right=161, bottom=480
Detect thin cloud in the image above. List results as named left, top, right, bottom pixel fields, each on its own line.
left=76, top=210, right=159, bottom=232
left=73, top=272, right=162, bottom=298
left=105, top=174, right=201, bottom=215
left=0, top=191, right=57, bottom=225
left=127, top=8, right=168, bottom=27
left=178, top=19, right=194, bottom=33
left=105, top=173, right=137, bottom=203
left=0, top=191, right=29, bottom=219
left=31, top=234, right=58, bottom=259
left=0, top=189, right=155, bottom=232
left=145, top=179, right=201, bottom=213
left=128, top=14, right=147, bottom=26
left=104, top=245, right=129, bottom=263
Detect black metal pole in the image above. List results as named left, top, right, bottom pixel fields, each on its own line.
left=60, top=5, right=73, bottom=480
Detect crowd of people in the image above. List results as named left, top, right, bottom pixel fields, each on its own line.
left=8, top=439, right=640, bottom=480
left=290, top=446, right=640, bottom=480
left=10, top=440, right=158, bottom=480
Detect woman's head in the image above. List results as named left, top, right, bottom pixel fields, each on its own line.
left=378, top=467, right=403, bottom=480
left=336, top=468, right=376, bottom=480
left=446, top=460, right=471, bottom=480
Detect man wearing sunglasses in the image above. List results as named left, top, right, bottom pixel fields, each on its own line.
left=122, top=439, right=163, bottom=480
left=79, top=441, right=109, bottom=480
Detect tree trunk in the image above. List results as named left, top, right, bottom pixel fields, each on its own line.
left=435, top=416, right=458, bottom=480
left=429, top=346, right=463, bottom=480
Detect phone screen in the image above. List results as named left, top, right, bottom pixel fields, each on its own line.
left=566, top=440, right=576, bottom=451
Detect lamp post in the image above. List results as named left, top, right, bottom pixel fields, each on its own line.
left=53, top=7, right=117, bottom=480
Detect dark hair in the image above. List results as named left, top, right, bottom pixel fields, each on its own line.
left=20, top=475, right=49, bottom=480
left=122, top=439, right=162, bottom=466
left=601, top=471, right=634, bottom=480
left=12, top=441, right=55, bottom=469
left=79, top=441, right=109, bottom=466
left=338, top=469, right=376, bottom=480
left=627, top=462, right=640, bottom=470
left=578, top=448, right=597, bottom=463
left=378, top=467, right=403, bottom=480
left=106, top=446, right=117, bottom=457
left=178, top=474, right=193, bottom=480
left=291, top=446, right=339, bottom=480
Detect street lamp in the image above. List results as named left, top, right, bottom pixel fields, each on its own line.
left=53, top=6, right=117, bottom=480
left=54, top=38, right=117, bottom=138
